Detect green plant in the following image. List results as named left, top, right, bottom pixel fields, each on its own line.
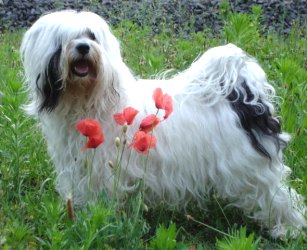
left=149, top=223, right=177, bottom=250
left=222, top=4, right=264, bottom=53
left=216, top=227, right=260, bottom=250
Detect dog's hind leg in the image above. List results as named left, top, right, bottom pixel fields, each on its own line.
left=210, top=143, right=306, bottom=238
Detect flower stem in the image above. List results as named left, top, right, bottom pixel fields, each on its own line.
left=87, top=150, right=96, bottom=202
left=141, top=109, right=160, bottom=202
left=113, top=128, right=127, bottom=203
left=186, top=215, right=233, bottom=238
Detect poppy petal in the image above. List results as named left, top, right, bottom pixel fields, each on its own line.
left=129, top=131, right=157, bottom=154
left=153, top=88, right=164, bottom=109
left=123, top=107, right=139, bottom=125
left=139, top=114, right=160, bottom=133
left=162, top=94, right=173, bottom=119
left=114, top=113, right=126, bottom=125
left=82, top=133, right=104, bottom=151
left=75, top=118, right=102, bottom=137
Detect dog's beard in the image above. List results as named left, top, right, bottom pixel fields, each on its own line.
left=64, top=67, right=99, bottom=97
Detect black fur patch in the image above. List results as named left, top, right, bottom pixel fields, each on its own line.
left=227, top=81, right=282, bottom=159
left=38, top=47, right=63, bottom=112
left=86, top=29, right=96, bottom=41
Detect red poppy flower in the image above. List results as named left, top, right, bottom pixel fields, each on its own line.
left=139, top=114, right=160, bottom=133
left=153, top=88, right=164, bottom=109
left=114, top=106, right=139, bottom=125
left=82, top=133, right=104, bottom=151
left=153, top=88, right=173, bottom=119
left=75, top=118, right=104, bottom=151
left=129, top=131, right=157, bottom=154
left=161, top=94, right=173, bottom=119
left=75, top=118, right=102, bottom=137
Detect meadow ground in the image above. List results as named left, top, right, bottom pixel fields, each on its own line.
left=0, top=5, right=306, bottom=250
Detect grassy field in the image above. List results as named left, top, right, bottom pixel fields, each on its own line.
left=0, top=5, right=306, bottom=250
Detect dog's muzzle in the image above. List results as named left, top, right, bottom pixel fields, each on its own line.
left=71, top=43, right=91, bottom=77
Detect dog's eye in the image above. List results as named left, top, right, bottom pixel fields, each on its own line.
left=88, top=31, right=96, bottom=41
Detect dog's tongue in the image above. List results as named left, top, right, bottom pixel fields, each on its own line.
left=74, top=60, right=89, bottom=75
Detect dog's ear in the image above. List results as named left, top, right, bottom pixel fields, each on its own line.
left=38, top=47, right=63, bottom=112
left=227, top=81, right=283, bottom=159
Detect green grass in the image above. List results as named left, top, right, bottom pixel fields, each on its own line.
left=0, top=6, right=306, bottom=250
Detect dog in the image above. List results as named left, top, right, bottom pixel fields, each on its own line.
left=20, top=10, right=306, bottom=238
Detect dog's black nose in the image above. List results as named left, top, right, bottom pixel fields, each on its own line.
left=76, top=43, right=90, bottom=55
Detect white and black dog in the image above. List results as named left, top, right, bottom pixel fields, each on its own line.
left=21, top=10, right=306, bottom=238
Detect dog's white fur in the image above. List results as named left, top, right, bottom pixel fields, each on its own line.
left=21, top=10, right=306, bottom=238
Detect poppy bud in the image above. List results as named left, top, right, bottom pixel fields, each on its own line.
left=186, top=214, right=194, bottom=221
left=115, top=137, right=121, bottom=147
left=108, top=160, right=114, bottom=169
left=143, top=203, right=149, bottom=212
left=123, top=124, right=128, bottom=133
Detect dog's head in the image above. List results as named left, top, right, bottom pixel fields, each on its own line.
left=21, top=10, right=125, bottom=113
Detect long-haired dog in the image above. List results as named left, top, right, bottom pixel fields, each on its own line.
left=21, top=10, right=305, bottom=238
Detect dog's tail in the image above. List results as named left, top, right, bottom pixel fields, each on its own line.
left=180, top=43, right=289, bottom=159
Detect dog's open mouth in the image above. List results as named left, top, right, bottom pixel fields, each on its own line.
left=72, top=59, right=90, bottom=77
